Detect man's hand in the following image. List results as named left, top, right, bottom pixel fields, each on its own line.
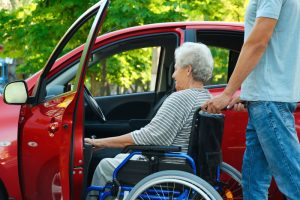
left=201, top=93, right=231, bottom=113
left=202, top=94, right=247, bottom=114
left=227, top=96, right=247, bottom=112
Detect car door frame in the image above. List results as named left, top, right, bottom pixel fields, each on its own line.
left=69, top=1, right=110, bottom=198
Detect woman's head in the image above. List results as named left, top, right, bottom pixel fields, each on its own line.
left=172, top=42, right=214, bottom=91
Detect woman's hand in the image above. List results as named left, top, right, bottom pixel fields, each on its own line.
left=84, top=134, right=134, bottom=149
left=84, top=138, right=95, bottom=146
left=84, top=137, right=105, bottom=149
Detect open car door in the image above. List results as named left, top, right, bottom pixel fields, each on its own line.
left=3, top=1, right=109, bottom=199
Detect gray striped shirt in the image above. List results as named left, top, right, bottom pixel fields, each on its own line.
left=131, top=88, right=212, bottom=153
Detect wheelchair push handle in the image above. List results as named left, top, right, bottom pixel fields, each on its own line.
left=200, top=100, right=248, bottom=113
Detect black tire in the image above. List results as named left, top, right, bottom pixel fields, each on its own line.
left=0, top=181, right=8, bottom=200
left=126, top=170, right=222, bottom=200
left=0, top=188, right=8, bottom=200
left=218, top=162, right=242, bottom=200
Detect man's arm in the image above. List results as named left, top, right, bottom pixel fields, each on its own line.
left=84, top=133, right=134, bottom=149
left=202, top=17, right=278, bottom=113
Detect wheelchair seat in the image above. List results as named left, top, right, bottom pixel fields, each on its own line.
left=116, top=145, right=193, bottom=185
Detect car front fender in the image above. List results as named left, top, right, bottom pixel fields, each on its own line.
left=0, top=96, right=22, bottom=199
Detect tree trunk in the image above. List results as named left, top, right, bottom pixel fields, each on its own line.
left=9, top=0, right=32, bottom=10
left=90, top=73, right=100, bottom=96
left=9, top=0, right=17, bottom=10
left=100, top=60, right=108, bottom=96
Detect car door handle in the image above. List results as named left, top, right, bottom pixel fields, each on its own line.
left=48, top=118, right=59, bottom=137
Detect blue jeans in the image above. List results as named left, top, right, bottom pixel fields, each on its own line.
left=242, top=101, right=300, bottom=200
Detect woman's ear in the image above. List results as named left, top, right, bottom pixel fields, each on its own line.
left=187, top=65, right=192, bottom=75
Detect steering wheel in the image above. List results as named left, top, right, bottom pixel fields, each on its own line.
left=84, top=86, right=106, bottom=122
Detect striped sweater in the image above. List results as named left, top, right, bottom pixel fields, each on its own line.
left=131, top=88, right=212, bottom=153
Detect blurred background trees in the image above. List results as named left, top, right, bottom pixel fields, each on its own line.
left=0, top=0, right=248, bottom=95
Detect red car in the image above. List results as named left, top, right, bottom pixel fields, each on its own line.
left=0, top=0, right=298, bottom=199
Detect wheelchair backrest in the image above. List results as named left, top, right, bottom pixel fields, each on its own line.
left=188, top=108, right=225, bottom=181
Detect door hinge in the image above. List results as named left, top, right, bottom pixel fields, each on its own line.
left=73, top=167, right=83, bottom=175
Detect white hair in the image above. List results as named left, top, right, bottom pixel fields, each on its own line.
left=175, top=42, right=214, bottom=82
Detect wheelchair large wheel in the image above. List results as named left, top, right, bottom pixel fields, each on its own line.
left=126, top=170, right=222, bottom=200
left=219, top=162, right=242, bottom=200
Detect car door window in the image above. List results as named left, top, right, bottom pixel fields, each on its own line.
left=197, top=30, right=243, bottom=87
left=44, top=15, right=97, bottom=99
left=34, top=2, right=105, bottom=102
left=83, top=33, right=178, bottom=97
left=45, top=33, right=179, bottom=100
left=45, top=62, right=78, bottom=99
left=85, top=46, right=161, bottom=96
left=208, top=46, right=229, bottom=85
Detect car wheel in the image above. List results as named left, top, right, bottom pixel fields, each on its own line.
left=0, top=188, right=8, bottom=200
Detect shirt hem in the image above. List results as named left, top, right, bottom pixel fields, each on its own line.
left=240, top=95, right=300, bottom=103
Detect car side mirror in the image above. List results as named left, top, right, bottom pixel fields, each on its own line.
left=3, top=81, right=29, bottom=105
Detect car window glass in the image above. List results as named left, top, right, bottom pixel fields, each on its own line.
left=207, top=46, right=229, bottom=85
left=44, top=16, right=95, bottom=99
left=85, top=46, right=161, bottom=97
left=197, top=30, right=243, bottom=87
left=45, top=62, right=78, bottom=99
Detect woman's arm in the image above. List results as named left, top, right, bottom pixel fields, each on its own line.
left=84, top=133, right=134, bottom=149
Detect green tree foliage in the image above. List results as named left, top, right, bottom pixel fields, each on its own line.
left=0, top=0, right=248, bottom=94
left=1, top=0, right=95, bottom=74
left=85, top=47, right=155, bottom=96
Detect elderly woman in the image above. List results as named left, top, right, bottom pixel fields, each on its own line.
left=85, top=42, right=214, bottom=191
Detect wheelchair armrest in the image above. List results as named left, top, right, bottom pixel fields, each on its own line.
left=121, top=145, right=181, bottom=153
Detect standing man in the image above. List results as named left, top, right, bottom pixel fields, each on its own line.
left=202, top=0, right=300, bottom=199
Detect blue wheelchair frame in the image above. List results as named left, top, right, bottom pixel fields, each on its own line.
left=86, top=150, right=222, bottom=200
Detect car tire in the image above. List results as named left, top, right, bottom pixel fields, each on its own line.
left=0, top=188, right=8, bottom=200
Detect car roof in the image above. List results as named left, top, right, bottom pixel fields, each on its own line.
left=26, top=21, right=244, bottom=90
left=62, top=21, right=244, bottom=63
left=111, top=21, right=244, bottom=32
left=100, top=21, right=244, bottom=39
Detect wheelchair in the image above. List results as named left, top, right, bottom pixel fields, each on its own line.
left=85, top=108, right=242, bottom=200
